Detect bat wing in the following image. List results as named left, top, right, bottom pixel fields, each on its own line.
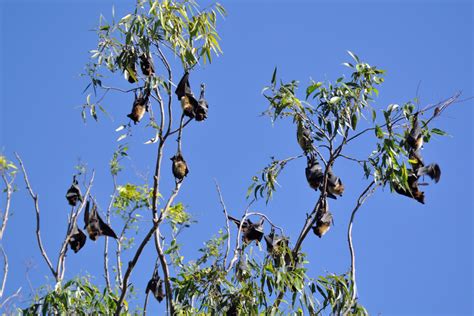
left=175, top=72, right=190, bottom=100
left=83, top=200, right=90, bottom=228
left=98, top=214, right=118, bottom=239
left=227, top=215, right=241, bottom=227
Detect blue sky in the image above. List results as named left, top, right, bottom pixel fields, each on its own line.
left=1, top=0, right=473, bottom=315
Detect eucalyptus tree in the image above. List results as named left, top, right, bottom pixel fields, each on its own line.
left=17, top=1, right=461, bottom=315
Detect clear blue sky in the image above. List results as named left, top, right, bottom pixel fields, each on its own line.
left=1, top=0, right=472, bottom=315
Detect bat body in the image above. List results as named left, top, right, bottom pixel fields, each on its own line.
left=127, top=92, right=149, bottom=124
left=296, top=121, right=313, bottom=154
left=66, top=176, right=83, bottom=206
left=322, top=168, right=344, bottom=199
left=406, top=114, right=423, bottom=151
left=68, top=224, right=86, bottom=253
left=139, top=53, right=154, bottom=77
left=175, top=72, right=198, bottom=118
left=84, top=200, right=118, bottom=240
left=305, top=155, right=323, bottom=190
left=312, top=201, right=333, bottom=238
left=171, top=153, right=189, bottom=181
left=264, top=231, right=291, bottom=266
left=195, top=83, right=208, bottom=122
left=228, top=215, right=264, bottom=244
left=146, top=271, right=164, bottom=303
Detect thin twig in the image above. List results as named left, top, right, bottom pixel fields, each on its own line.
left=0, top=174, right=14, bottom=240
left=0, top=286, right=21, bottom=309
left=0, top=246, right=8, bottom=299
left=103, top=177, right=117, bottom=292
left=214, top=180, right=231, bottom=268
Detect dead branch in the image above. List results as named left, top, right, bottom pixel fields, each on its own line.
left=0, top=174, right=14, bottom=240
left=0, top=246, right=8, bottom=299
left=345, top=181, right=377, bottom=312
left=214, top=180, right=231, bottom=268
left=16, top=153, right=57, bottom=280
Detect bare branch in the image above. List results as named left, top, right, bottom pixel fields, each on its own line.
left=103, top=181, right=117, bottom=292
left=0, top=246, right=8, bottom=299
left=346, top=181, right=377, bottom=311
left=0, top=174, right=14, bottom=240
left=0, top=286, right=21, bottom=310
left=15, top=153, right=57, bottom=279
left=214, top=180, right=231, bottom=268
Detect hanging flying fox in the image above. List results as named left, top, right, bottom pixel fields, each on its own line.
left=139, top=53, right=155, bottom=77
left=227, top=215, right=264, bottom=244
left=296, top=121, right=314, bottom=154
left=406, top=114, right=423, bottom=151
left=312, top=200, right=333, bottom=238
left=170, top=153, right=189, bottom=181
left=305, top=154, right=323, bottom=190
left=127, top=91, right=149, bottom=124
left=84, top=200, right=118, bottom=240
left=194, top=83, right=208, bottom=122
left=264, top=230, right=291, bottom=267
left=66, top=175, right=83, bottom=206
left=320, top=167, right=344, bottom=199
left=235, top=253, right=250, bottom=282
left=146, top=270, right=164, bottom=303
left=68, top=223, right=86, bottom=253
left=174, top=71, right=198, bottom=118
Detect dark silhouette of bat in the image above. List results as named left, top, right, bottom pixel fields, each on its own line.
left=195, top=83, right=208, bottom=122
left=127, top=91, right=149, bottom=124
left=84, top=200, right=118, bottom=240
left=175, top=71, right=198, bottom=118
left=66, top=175, right=83, bottom=206
left=321, top=167, right=344, bottom=199
left=146, top=270, right=164, bottom=303
left=68, top=223, right=86, bottom=253
left=305, top=154, right=323, bottom=190
left=227, top=215, right=264, bottom=244
left=264, top=229, right=291, bottom=266
left=312, top=200, right=333, bottom=238
left=139, top=53, right=154, bottom=77
left=296, top=121, right=314, bottom=154
left=170, top=153, right=189, bottom=181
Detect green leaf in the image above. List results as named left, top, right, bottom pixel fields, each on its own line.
left=431, top=128, right=447, bottom=136
left=271, top=67, right=277, bottom=85
left=347, top=50, right=360, bottom=63
left=375, top=125, right=384, bottom=139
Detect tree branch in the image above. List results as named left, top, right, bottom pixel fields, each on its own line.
left=214, top=180, right=231, bottom=268
left=346, top=181, right=377, bottom=311
left=15, top=153, right=57, bottom=280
